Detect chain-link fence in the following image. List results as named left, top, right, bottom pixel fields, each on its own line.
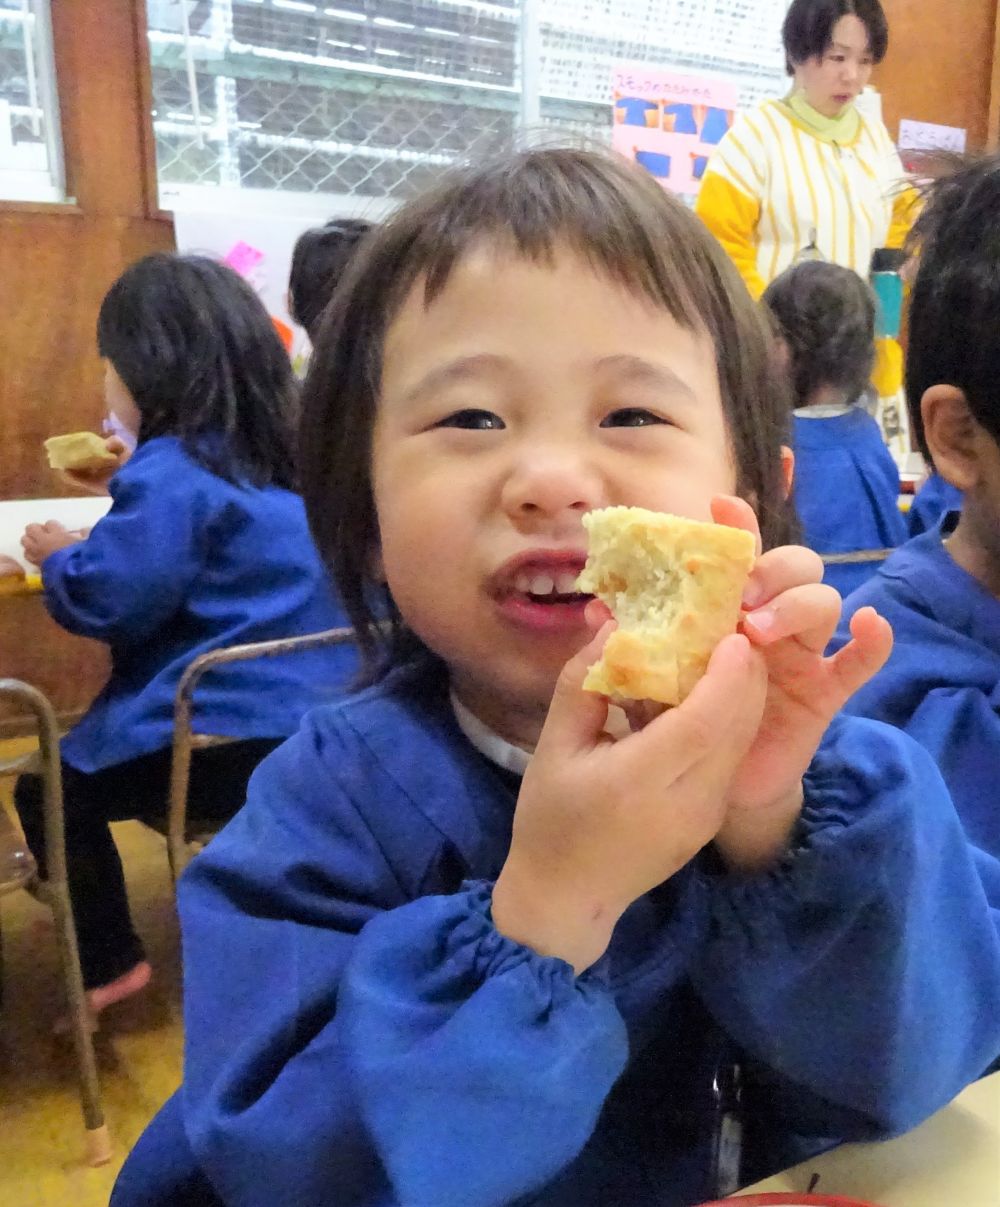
left=147, top=0, right=788, bottom=204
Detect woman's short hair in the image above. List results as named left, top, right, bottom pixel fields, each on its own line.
left=762, top=261, right=877, bottom=409
left=782, top=0, right=889, bottom=73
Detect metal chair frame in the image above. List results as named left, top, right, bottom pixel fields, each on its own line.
left=0, top=678, right=112, bottom=1167
left=166, top=626, right=357, bottom=882
left=821, top=548, right=896, bottom=566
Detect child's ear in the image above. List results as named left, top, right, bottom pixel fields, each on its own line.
left=921, top=386, right=982, bottom=491
left=780, top=445, right=795, bottom=498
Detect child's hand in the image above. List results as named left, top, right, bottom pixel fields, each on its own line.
left=712, top=495, right=894, bottom=870
left=58, top=436, right=130, bottom=496
left=21, top=520, right=85, bottom=566
left=492, top=621, right=767, bottom=974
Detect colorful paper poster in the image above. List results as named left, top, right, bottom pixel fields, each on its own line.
left=612, top=64, right=739, bottom=197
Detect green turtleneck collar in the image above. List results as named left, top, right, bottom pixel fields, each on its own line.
left=781, top=90, right=861, bottom=145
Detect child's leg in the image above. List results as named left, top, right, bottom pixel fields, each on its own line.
left=14, top=756, right=163, bottom=991
left=13, top=739, right=280, bottom=996
left=181, top=738, right=283, bottom=825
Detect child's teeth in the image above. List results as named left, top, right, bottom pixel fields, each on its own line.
left=556, top=572, right=579, bottom=594
left=530, top=574, right=555, bottom=595
left=515, top=573, right=532, bottom=593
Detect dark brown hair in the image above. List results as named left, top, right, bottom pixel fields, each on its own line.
left=763, top=261, right=877, bottom=408
left=300, top=147, right=791, bottom=677
left=782, top=0, right=889, bottom=73
left=288, top=217, right=373, bottom=341
left=905, top=153, right=1000, bottom=464
left=98, top=253, right=298, bottom=489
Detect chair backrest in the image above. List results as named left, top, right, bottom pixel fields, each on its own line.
left=820, top=548, right=895, bottom=566
left=166, top=627, right=358, bottom=880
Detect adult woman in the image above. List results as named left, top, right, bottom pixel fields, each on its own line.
left=696, top=0, right=916, bottom=300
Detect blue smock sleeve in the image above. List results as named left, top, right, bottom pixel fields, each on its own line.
left=691, top=715, right=1000, bottom=1137
left=178, top=714, right=628, bottom=1207
left=41, top=463, right=203, bottom=644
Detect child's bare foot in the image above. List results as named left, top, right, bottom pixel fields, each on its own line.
left=54, top=961, right=152, bottom=1034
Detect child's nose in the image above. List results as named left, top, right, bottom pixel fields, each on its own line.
left=501, top=451, right=603, bottom=526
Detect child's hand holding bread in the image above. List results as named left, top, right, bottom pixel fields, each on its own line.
left=45, top=431, right=131, bottom=496
left=712, top=495, right=893, bottom=867
left=492, top=496, right=894, bottom=972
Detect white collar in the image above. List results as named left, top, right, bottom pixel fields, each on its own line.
left=450, top=691, right=533, bottom=777
left=794, top=403, right=855, bottom=419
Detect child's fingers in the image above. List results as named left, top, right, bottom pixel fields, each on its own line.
left=826, top=607, right=894, bottom=700
left=710, top=495, right=762, bottom=557
left=621, top=698, right=666, bottom=733
left=741, top=545, right=825, bottom=610
left=584, top=597, right=613, bottom=634
left=742, top=582, right=842, bottom=652
left=537, top=621, right=615, bottom=756
left=625, top=633, right=766, bottom=782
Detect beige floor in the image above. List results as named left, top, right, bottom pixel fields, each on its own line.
left=1, top=766, right=184, bottom=1207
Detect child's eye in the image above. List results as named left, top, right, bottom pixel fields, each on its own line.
left=601, top=408, right=668, bottom=428
left=435, top=409, right=506, bottom=431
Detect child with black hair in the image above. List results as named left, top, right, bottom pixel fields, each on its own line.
left=115, top=150, right=1000, bottom=1207
left=835, top=154, right=1000, bottom=862
left=763, top=261, right=907, bottom=596
left=288, top=217, right=373, bottom=345
left=16, top=253, right=354, bottom=1022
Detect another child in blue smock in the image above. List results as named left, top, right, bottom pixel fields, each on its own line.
left=835, top=155, right=1000, bottom=860
left=907, top=470, right=963, bottom=536
left=17, top=253, right=354, bottom=1024
left=762, top=261, right=906, bottom=597
left=113, top=151, right=1000, bottom=1207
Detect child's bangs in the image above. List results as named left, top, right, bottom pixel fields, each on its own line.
left=378, top=149, right=714, bottom=338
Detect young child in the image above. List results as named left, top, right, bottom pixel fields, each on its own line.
left=834, top=155, right=1000, bottom=860
left=114, top=151, right=1000, bottom=1207
left=288, top=217, right=373, bottom=345
left=16, top=253, right=354, bottom=1023
left=762, top=261, right=907, bottom=597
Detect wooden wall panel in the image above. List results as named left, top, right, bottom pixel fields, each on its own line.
left=876, top=0, right=999, bottom=148
left=1, top=0, right=173, bottom=732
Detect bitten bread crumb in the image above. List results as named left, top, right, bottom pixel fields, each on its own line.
left=577, top=507, right=756, bottom=706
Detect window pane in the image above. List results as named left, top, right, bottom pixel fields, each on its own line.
left=0, top=0, right=65, bottom=203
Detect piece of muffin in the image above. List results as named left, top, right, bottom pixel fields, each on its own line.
left=578, top=507, right=756, bottom=706
left=44, top=432, right=118, bottom=472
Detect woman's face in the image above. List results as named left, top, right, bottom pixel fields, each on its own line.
left=793, top=14, right=875, bottom=118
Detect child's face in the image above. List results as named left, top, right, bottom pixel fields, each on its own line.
left=373, top=247, right=736, bottom=745
left=103, top=361, right=141, bottom=439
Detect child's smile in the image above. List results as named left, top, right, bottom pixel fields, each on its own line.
left=373, top=245, right=737, bottom=746
left=489, top=547, right=592, bottom=635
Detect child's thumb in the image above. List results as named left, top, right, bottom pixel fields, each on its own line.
left=537, top=620, right=616, bottom=757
